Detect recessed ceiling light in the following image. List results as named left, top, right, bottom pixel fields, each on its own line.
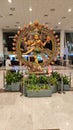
left=9, top=13, right=13, bottom=16
left=29, top=21, right=32, bottom=24
left=50, top=8, right=55, bottom=12
left=10, top=7, right=15, bottom=11
left=29, top=7, right=32, bottom=12
left=15, top=25, right=17, bottom=27
left=8, top=0, right=12, bottom=3
left=44, top=14, right=48, bottom=17
left=62, top=16, right=66, bottom=19
left=16, top=22, right=20, bottom=24
left=68, top=8, right=72, bottom=12
left=58, top=22, right=61, bottom=25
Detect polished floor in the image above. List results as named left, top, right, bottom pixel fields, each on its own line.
left=0, top=92, right=73, bottom=130
left=0, top=66, right=73, bottom=130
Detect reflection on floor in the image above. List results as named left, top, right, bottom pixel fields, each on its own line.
left=0, top=66, right=73, bottom=130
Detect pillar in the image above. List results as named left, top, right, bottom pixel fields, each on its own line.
left=60, top=30, right=65, bottom=58
left=0, top=29, right=3, bottom=56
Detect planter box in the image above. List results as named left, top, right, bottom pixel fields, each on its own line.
left=51, top=85, right=58, bottom=93
left=58, top=83, right=70, bottom=91
left=26, top=89, right=52, bottom=97
left=63, top=84, right=70, bottom=91
left=5, top=84, right=12, bottom=91
left=11, top=82, right=20, bottom=91
left=5, top=82, right=20, bottom=91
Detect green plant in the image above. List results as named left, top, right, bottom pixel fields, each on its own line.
left=5, top=71, right=23, bottom=85
left=63, top=75, right=70, bottom=85
left=52, top=71, right=61, bottom=81
left=48, top=76, right=58, bottom=86
left=37, top=75, right=48, bottom=84
left=5, top=71, right=13, bottom=85
left=28, top=74, right=37, bottom=84
left=26, top=84, right=50, bottom=91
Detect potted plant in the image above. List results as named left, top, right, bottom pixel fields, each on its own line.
left=24, top=74, right=52, bottom=97
left=26, top=84, right=52, bottom=97
left=48, top=75, right=58, bottom=93
left=54, top=72, right=70, bottom=91
left=5, top=71, right=23, bottom=91
left=63, top=75, right=70, bottom=91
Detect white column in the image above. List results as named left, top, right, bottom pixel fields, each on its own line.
left=60, top=30, right=65, bottom=58
left=0, top=29, right=3, bottom=56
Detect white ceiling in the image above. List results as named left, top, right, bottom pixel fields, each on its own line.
left=0, top=0, right=73, bottom=31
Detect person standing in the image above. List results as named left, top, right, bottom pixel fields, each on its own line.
left=5, top=56, right=11, bottom=70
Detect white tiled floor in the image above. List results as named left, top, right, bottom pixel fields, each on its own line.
left=0, top=92, right=73, bottom=130
left=0, top=66, right=73, bottom=130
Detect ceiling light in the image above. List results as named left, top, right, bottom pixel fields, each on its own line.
left=58, top=22, right=61, bottom=25
left=10, top=7, right=15, bottom=11
left=50, top=8, right=55, bottom=12
left=8, top=0, right=12, bottom=3
left=15, top=25, right=17, bottom=27
left=62, top=16, right=66, bottom=19
left=29, top=7, right=32, bottom=12
left=29, top=21, right=32, bottom=24
left=16, top=22, right=20, bottom=24
left=44, top=14, right=48, bottom=17
left=9, top=13, right=13, bottom=16
left=68, top=8, right=72, bottom=12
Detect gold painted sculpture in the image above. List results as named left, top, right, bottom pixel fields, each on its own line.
left=13, top=22, right=60, bottom=72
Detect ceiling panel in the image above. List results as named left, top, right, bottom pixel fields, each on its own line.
left=0, top=0, right=73, bottom=31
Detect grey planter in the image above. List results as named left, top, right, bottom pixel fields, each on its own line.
left=26, top=89, right=52, bottom=97
left=51, top=85, right=58, bottom=93
left=5, top=82, right=20, bottom=91
left=63, top=84, right=70, bottom=91
left=5, top=84, right=12, bottom=91
left=58, top=83, right=70, bottom=91
left=11, top=82, right=20, bottom=91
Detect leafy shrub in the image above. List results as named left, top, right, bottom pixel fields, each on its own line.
left=27, top=84, right=50, bottom=91
left=52, top=71, right=61, bottom=81
left=48, top=76, right=58, bottom=86
left=5, top=71, right=23, bottom=85
left=37, top=75, right=48, bottom=84
left=63, top=75, right=70, bottom=85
